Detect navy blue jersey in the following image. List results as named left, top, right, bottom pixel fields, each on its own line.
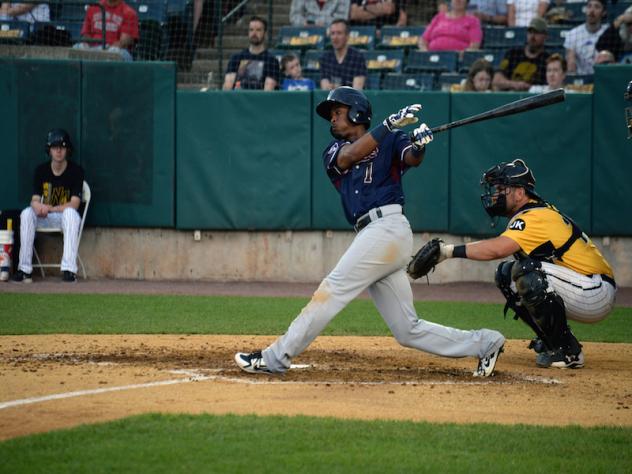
left=319, top=47, right=367, bottom=87
left=323, top=130, right=413, bottom=225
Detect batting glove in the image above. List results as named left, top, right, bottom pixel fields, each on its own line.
left=384, top=104, right=422, bottom=131
left=411, top=123, right=433, bottom=150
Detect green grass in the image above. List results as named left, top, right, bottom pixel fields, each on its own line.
left=1, top=414, right=630, bottom=474
left=0, top=293, right=631, bottom=342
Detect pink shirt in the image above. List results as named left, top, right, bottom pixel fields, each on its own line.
left=422, top=12, right=482, bottom=51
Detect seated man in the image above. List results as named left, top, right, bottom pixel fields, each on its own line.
left=12, top=129, right=85, bottom=284
left=290, top=0, right=350, bottom=27
left=223, top=16, right=280, bottom=90
left=417, top=159, right=616, bottom=369
left=320, top=19, right=368, bottom=90
left=564, top=0, right=608, bottom=75
left=74, top=0, right=139, bottom=62
left=493, top=16, right=549, bottom=91
left=468, top=0, right=507, bottom=25
left=349, top=0, right=407, bottom=29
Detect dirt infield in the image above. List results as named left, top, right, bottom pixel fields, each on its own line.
left=1, top=281, right=631, bottom=441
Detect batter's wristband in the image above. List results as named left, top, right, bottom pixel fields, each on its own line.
left=453, top=245, right=467, bottom=258
left=369, top=123, right=389, bottom=142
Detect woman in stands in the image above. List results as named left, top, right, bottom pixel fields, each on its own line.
left=418, top=0, right=482, bottom=52
left=463, top=58, right=493, bottom=91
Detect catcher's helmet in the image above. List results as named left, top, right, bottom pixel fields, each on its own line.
left=46, top=129, right=73, bottom=156
left=316, top=86, right=372, bottom=126
left=480, top=159, right=541, bottom=217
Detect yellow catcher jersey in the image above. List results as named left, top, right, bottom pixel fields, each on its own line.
left=502, top=202, right=613, bottom=278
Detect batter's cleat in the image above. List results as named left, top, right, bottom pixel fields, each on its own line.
left=527, top=338, right=547, bottom=354
left=473, top=345, right=504, bottom=377
left=536, top=349, right=584, bottom=369
left=234, top=351, right=273, bottom=374
left=11, top=270, right=32, bottom=283
left=62, top=271, right=77, bottom=283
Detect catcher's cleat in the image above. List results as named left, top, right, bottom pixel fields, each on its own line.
left=473, top=345, right=504, bottom=377
left=536, top=348, right=584, bottom=369
left=234, top=351, right=273, bottom=374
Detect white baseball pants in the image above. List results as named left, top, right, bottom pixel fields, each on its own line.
left=18, top=206, right=81, bottom=274
left=263, top=210, right=505, bottom=373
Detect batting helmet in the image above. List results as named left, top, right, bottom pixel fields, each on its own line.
left=480, top=159, right=541, bottom=217
left=46, top=129, right=73, bottom=156
left=316, top=86, right=372, bottom=126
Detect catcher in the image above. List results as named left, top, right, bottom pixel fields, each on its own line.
left=408, top=159, right=616, bottom=369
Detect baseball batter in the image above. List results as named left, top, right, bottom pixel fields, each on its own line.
left=11, top=129, right=84, bottom=283
left=235, top=86, right=505, bottom=377
left=425, top=159, right=616, bottom=368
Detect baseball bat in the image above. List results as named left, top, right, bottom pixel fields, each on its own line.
left=429, top=88, right=566, bottom=134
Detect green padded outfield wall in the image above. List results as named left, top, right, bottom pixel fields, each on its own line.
left=592, top=65, right=632, bottom=235
left=311, top=91, right=450, bottom=231
left=449, top=92, right=593, bottom=236
left=176, top=91, right=311, bottom=229
left=0, top=59, right=81, bottom=210
left=82, top=62, right=176, bottom=227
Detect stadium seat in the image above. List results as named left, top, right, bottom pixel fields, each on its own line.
left=132, top=0, right=168, bottom=23
left=382, top=73, right=435, bottom=91
left=607, top=1, right=632, bottom=19
left=276, top=26, right=326, bottom=49
left=302, top=49, right=322, bottom=71
left=363, top=49, right=404, bottom=73
left=483, top=26, right=526, bottom=49
left=33, top=21, right=82, bottom=44
left=135, top=17, right=165, bottom=60
left=405, top=50, right=458, bottom=73
left=379, top=26, right=425, bottom=48
left=59, top=3, right=91, bottom=22
left=566, top=73, right=594, bottom=86
left=437, top=72, right=467, bottom=92
left=347, top=25, right=376, bottom=49
left=366, top=73, right=381, bottom=90
left=545, top=25, right=572, bottom=48
left=268, top=48, right=290, bottom=65
left=460, top=50, right=503, bottom=72
left=0, top=20, right=30, bottom=43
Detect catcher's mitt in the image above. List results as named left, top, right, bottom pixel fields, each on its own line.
left=407, top=238, right=443, bottom=280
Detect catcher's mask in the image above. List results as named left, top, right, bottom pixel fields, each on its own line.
left=480, top=159, right=541, bottom=218
left=316, top=86, right=372, bottom=137
left=625, top=80, right=632, bottom=139
left=46, top=128, right=73, bottom=157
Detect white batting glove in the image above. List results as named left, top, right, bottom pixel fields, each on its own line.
left=384, top=104, right=422, bottom=131
left=411, top=123, right=433, bottom=150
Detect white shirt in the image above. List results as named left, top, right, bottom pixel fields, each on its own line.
left=12, top=3, right=50, bottom=23
left=564, top=23, right=609, bottom=75
left=507, top=0, right=548, bottom=27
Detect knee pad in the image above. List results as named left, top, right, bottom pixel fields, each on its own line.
left=511, top=258, right=548, bottom=307
left=495, top=260, right=514, bottom=292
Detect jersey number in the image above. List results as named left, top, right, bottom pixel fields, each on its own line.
left=364, top=162, right=373, bottom=184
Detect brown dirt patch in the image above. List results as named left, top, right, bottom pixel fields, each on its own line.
left=2, top=334, right=632, bottom=441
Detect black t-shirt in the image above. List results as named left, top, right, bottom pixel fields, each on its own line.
left=226, top=49, right=281, bottom=89
left=320, top=47, right=368, bottom=87
left=33, top=160, right=84, bottom=206
left=350, top=0, right=405, bottom=29
left=498, top=48, right=549, bottom=85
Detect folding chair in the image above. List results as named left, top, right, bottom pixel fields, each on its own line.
left=32, top=181, right=91, bottom=279
left=405, top=51, right=459, bottom=73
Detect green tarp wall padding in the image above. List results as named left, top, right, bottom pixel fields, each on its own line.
left=311, top=91, right=450, bottom=231
left=82, top=62, right=176, bottom=227
left=592, top=65, right=632, bottom=235
left=176, top=91, right=312, bottom=229
left=449, top=92, right=593, bottom=236
left=0, top=59, right=81, bottom=209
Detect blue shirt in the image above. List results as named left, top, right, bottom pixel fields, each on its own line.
left=323, top=130, right=413, bottom=225
left=281, top=78, right=316, bottom=91
left=319, top=47, right=367, bottom=87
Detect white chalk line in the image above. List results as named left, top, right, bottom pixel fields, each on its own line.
left=0, top=367, right=561, bottom=411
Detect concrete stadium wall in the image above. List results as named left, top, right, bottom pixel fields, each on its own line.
left=35, top=228, right=632, bottom=287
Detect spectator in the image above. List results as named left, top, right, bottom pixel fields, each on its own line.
left=564, top=0, right=608, bottom=75
left=418, top=0, right=482, bottom=52
left=0, top=2, right=49, bottom=28
left=290, top=0, right=350, bottom=26
left=493, top=16, right=549, bottom=91
left=594, top=49, right=615, bottom=65
left=74, top=0, right=139, bottom=62
left=507, top=0, right=548, bottom=27
left=223, top=16, right=280, bottom=90
left=468, top=0, right=508, bottom=26
left=595, top=5, right=632, bottom=62
left=11, top=129, right=84, bottom=284
left=320, top=19, right=368, bottom=90
left=280, top=53, right=316, bottom=90
left=529, top=52, right=566, bottom=93
left=349, top=0, right=407, bottom=30
left=463, top=58, right=494, bottom=91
